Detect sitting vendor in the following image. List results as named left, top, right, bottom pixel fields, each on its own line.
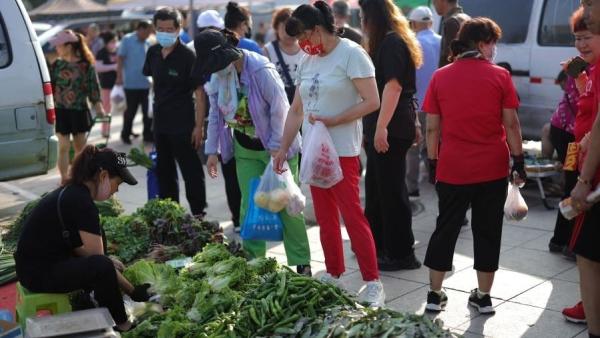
left=14, top=145, right=150, bottom=332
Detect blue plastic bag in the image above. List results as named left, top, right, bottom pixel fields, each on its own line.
left=241, top=178, right=284, bottom=241
left=147, top=150, right=160, bottom=200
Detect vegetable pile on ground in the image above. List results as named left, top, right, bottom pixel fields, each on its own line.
left=123, top=243, right=458, bottom=338
left=102, top=199, right=223, bottom=263
left=2, top=194, right=123, bottom=252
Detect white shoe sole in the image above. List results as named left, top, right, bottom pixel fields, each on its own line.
left=563, top=315, right=586, bottom=324
left=425, top=302, right=447, bottom=312
left=469, top=301, right=495, bottom=314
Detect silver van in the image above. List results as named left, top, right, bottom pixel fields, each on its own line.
left=0, top=0, right=57, bottom=181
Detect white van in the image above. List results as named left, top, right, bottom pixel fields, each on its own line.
left=456, top=0, right=580, bottom=139
left=0, top=0, right=57, bottom=180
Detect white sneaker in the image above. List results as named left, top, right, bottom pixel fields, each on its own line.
left=318, top=273, right=346, bottom=290
left=358, top=280, right=386, bottom=307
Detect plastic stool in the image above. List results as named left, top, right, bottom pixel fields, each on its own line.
left=15, top=283, right=72, bottom=328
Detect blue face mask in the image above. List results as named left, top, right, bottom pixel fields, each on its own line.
left=156, top=31, right=178, bottom=48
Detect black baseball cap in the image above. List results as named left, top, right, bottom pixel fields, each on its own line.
left=94, top=149, right=138, bottom=185
left=192, top=29, right=243, bottom=80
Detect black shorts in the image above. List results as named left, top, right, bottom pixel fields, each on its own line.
left=55, top=108, right=92, bottom=135
left=573, top=203, right=600, bottom=263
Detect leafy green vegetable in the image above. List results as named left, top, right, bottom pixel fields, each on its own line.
left=123, top=260, right=179, bottom=296
left=135, top=199, right=185, bottom=226
left=2, top=195, right=44, bottom=251
left=95, top=196, right=124, bottom=217
left=103, top=215, right=150, bottom=263
left=129, top=146, right=154, bottom=170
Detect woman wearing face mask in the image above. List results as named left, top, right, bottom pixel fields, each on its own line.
left=422, top=17, right=526, bottom=314
left=273, top=1, right=385, bottom=307
left=14, top=146, right=150, bottom=332
left=264, top=7, right=305, bottom=104
left=49, top=30, right=105, bottom=185
left=194, top=29, right=312, bottom=276
left=225, top=1, right=263, bottom=55
left=358, top=0, right=423, bottom=272
left=95, top=31, right=119, bottom=116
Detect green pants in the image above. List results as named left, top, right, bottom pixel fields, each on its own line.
left=235, top=140, right=311, bottom=266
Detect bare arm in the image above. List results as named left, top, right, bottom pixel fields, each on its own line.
left=191, top=87, right=207, bottom=149
left=502, top=108, right=524, bottom=156
left=374, top=79, right=402, bottom=153
left=312, top=77, right=380, bottom=127
left=426, top=113, right=441, bottom=159
left=73, top=231, right=104, bottom=257
left=117, top=271, right=134, bottom=294
left=274, top=87, right=304, bottom=173
left=571, top=111, right=600, bottom=208
left=95, top=60, right=117, bottom=73
left=115, top=56, right=124, bottom=85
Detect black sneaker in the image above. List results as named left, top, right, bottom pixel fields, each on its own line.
left=120, top=135, right=132, bottom=145
left=296, top=265, right=312, bottom=277
left=425, top=290, right=448, bottom=312
left=548, top=241, right=564, bottom=253
left=468, top=288, right=495, bottom=314
left=562, top=246, right=576, bottom=261
left=378, top=253, right=422, bottom=271
left=461, top=217, right=469, bottom=227
left=408, top=190, right=420, bottom=198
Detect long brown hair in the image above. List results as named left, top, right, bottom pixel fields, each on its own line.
left=359, top=0, right=423, bottom=68
left=64, top=30, right=95, bottom=65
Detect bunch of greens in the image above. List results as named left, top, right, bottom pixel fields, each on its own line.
left=123, top=260, right=179, bottom=296
left=103, top=215, right=150, bottom=263
left=128, top=146, right=154, bottom=170
left=2, top=195, right=43, bottom=251
left=95, top=196, right=124, bottom=217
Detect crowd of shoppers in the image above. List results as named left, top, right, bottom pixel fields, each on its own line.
left=42, top=1, right=600, bottom=334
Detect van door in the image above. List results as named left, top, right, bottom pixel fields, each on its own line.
left=0, top=0, right=55, bottom=180
left=527, top=0, right=579, bottom=138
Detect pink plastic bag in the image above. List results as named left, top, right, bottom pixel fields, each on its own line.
left=299, top=122, right=343, bottom=189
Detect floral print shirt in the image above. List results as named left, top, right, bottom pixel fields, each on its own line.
left=550, top=76, right=578, bottom=135
left=50, top=59, right=101, bottom=110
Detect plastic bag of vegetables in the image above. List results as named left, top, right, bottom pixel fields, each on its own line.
left=242, top=178, right=284, bottom=241
left=279, top=162, right=306, bottom=216
left=254, top=159, right=291, bottom=213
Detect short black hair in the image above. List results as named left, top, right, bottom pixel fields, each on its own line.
left=136, top=20, right=152, bottom=30
left=225, top=2, right=251, bottom=30
left=100, top=31, right=116, bottom=45
left=153, top=7, right=182, bottom=29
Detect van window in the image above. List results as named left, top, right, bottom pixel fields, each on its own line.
left=0, top=15, right=11, bottom=68
left=538, top=0, right=580, bottom=46
left=460, top=0, right=534, bottom=44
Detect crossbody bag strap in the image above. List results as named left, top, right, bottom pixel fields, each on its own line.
left=272, top=40, right=295, bottom=88
left=57, top=186, right=71, bottom=247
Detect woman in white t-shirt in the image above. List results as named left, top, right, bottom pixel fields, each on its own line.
left=263, top=7, right=305, bottom=104
left=273, top=1, right=385, bottom=307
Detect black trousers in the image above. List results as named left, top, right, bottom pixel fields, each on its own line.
left=550, top=126, right=577, bottom=246
left=364, top=137, right=415, bottom=259
left=425, top=178, right=507, bottom=272
left=16, top=255, right=126, bottom=324
left=122, top=89, right=152, bottom=140
left=221, top=158, right=241, bottom=227
left=155, top=132, right=206, bottom=215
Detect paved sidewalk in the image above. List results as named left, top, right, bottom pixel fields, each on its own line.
left=0, top=113, right=590, bottom=338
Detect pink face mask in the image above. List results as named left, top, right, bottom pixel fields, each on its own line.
left=95, top=175, right=112, bottom=201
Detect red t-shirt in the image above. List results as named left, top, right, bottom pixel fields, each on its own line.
left=574, top=66, right=596, bottom=143
left=581, top=60, right=600, bottom=185
left=423, top=58, right=520, bottom=185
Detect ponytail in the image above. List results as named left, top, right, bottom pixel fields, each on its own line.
left=64, top=145, right=100, bottom=186
left=313, top=1, right=336, bottom=34
left=287, top=1, right=337, bottom=37
left=449, top=17, right=502, bottom=62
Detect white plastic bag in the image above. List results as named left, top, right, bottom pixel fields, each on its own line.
left=254, top=159, right=291, bottom=213
left=147, top=89, right=154, bottom=119
left=110, top=85, right=126, bottom=115
left=280, top=162, right=306, bottom=216
left=299, top=121, right=343, bottom=188
left=504, top=182, right=528, bottom=221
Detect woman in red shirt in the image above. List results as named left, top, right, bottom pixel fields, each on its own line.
left=568, top=2, right=600, bottom=336
left=422, top=18, right=526, bottom=314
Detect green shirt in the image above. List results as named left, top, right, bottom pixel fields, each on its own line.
left=50, top=59, right=101, bottom=110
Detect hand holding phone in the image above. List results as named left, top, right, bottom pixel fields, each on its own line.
left=566, top=56, right=588, bottom=78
